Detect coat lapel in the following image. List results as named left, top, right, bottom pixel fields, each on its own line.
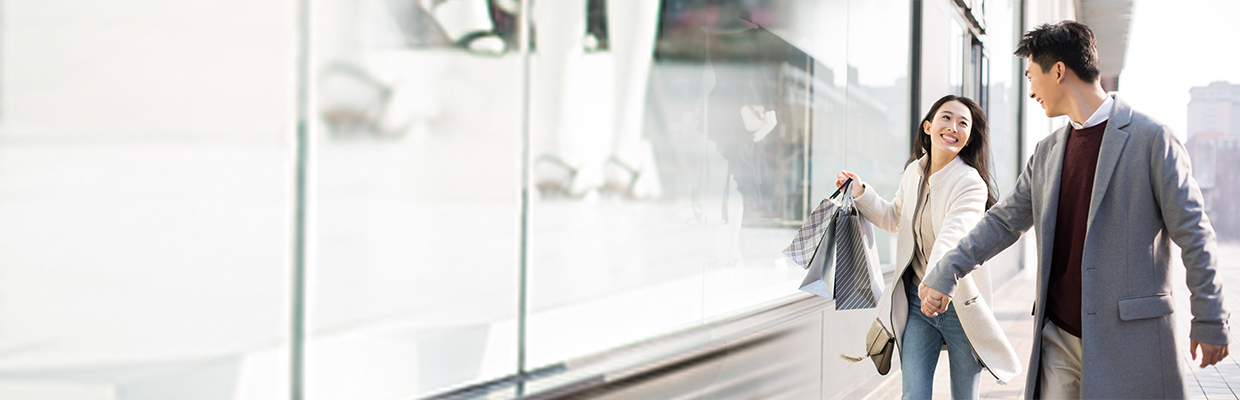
left=1039, top=127, right=1070, bottom=271
left=1086, top=98, right=1133, bottom=231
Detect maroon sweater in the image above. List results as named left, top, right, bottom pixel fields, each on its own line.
left=1046, top=121, right=1107, bottom=338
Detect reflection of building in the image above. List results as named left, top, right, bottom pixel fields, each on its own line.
left=1187, top=81, right=1240, bottom=242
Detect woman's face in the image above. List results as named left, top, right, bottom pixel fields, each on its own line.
left=923, top=100, right=973, bottom=158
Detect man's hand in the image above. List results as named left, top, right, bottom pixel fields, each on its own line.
left=918, top=284, right=952, bottom=317
left=1191, top=340, right=1230, bottom=368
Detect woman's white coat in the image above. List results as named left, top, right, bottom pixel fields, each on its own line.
left=853, top=156, right=1021, bottom=384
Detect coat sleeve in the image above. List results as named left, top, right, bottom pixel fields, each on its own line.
left=853, top=176, right=905, bottom=235
left=1150, top=130, right=1230, bottom=344
left=922, top=150, right=1039, bottom=296
left=925, top=176, right=988, bottom=278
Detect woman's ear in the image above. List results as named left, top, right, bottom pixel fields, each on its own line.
left=922, top=120, right=931, bottom=135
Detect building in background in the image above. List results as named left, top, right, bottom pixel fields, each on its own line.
left=1187, top=81, right=1240, bottom=242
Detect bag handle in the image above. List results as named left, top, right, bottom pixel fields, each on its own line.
left=831, top=177, right=857, bottom=215
left=828, top=177, right=852, bottom=201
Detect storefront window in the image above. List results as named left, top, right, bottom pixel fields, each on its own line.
left=524, top=0, right=909, bottom=370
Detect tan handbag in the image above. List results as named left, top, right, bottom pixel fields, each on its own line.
left=843, top=318, right=896, bottom=375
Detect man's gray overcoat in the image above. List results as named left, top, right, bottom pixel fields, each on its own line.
left=922, top=96, right=1229, bottom=399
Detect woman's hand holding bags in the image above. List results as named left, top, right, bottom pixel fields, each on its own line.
left=784, top=179, right=885, bottom=310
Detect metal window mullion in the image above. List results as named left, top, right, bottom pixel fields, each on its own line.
left=290, top=0, right=311, bottom=397
left=516, top=0, right=534, bottom=396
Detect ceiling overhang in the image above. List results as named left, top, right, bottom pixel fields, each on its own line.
left=1078, top=0, right=1134, bottom=80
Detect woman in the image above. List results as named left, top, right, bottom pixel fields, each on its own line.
left=836, top=95, right=1020, bottom=399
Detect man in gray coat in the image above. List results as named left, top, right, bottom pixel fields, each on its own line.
left=919, top=21, right=1230, bottom=399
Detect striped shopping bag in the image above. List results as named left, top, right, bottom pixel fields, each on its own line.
left=831, top=193, right=884, bottom=310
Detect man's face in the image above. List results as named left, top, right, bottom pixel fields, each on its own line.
left=1025, top=59, right=1064, bottom=118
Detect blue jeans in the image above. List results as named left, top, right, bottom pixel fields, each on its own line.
left=901, top=277, right=982, bottom=400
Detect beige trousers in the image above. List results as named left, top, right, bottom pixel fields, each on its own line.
left=1038, top=319, right=1084, bottom=399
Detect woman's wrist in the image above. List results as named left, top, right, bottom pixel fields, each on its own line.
left=852, top=182, right=866, bottom=198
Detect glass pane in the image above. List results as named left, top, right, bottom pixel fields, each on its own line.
left=844, top=0, right=910, bottom=268
left=524, top=0, right=863, bottom=368
left=919, top=0, right=964, bottom=112
left=951, top=28, right=965, bottom=96
left=306, top=0, right=522, bottom=397
left=524, top=0, right=698, bottom=367
left=984, top=0, right=1021, bottom=194
left=694, top=0, right=828, bottom=326
left=0, top=1, right=294, bottom=399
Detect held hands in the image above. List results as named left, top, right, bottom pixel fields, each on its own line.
left=1191, top=340, right=1230, bottom=368
left=919, top=284, right=952, bottom=317
left=834, top=170, right=864, bottom=198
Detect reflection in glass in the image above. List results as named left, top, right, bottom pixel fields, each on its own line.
left=525, top=0, right=910, bottom=370
left=309, top=0, right=521, bottom=398
left=654, top=0, right=812, bottom=226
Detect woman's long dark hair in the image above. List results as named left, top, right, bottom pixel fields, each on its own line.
left=906, top=95, right=999, bottom=210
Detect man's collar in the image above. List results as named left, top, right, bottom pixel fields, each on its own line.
left=1070, top=94, right=1115, bottom=129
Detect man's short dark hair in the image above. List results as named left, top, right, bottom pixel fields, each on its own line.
left=1014, top=21, right=1101, bottom=82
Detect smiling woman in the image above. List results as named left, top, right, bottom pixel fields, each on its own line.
left=835, top=94, right=1017, bottom=399
left=925, top=101, right=974, bottom=165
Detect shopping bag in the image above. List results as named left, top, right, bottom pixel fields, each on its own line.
left=790, top=179, right=852, bottom=300
left=797, top=219, right=836, bottom=299
left=783, top=179, right=850, bottom=269
left=831, top=182, right=884, bottom=310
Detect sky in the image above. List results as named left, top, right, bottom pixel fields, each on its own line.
left=1119, top=0, right=1240, bottom=141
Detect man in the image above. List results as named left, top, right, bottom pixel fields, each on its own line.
left=918, top=21, right=1229, bottom=399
